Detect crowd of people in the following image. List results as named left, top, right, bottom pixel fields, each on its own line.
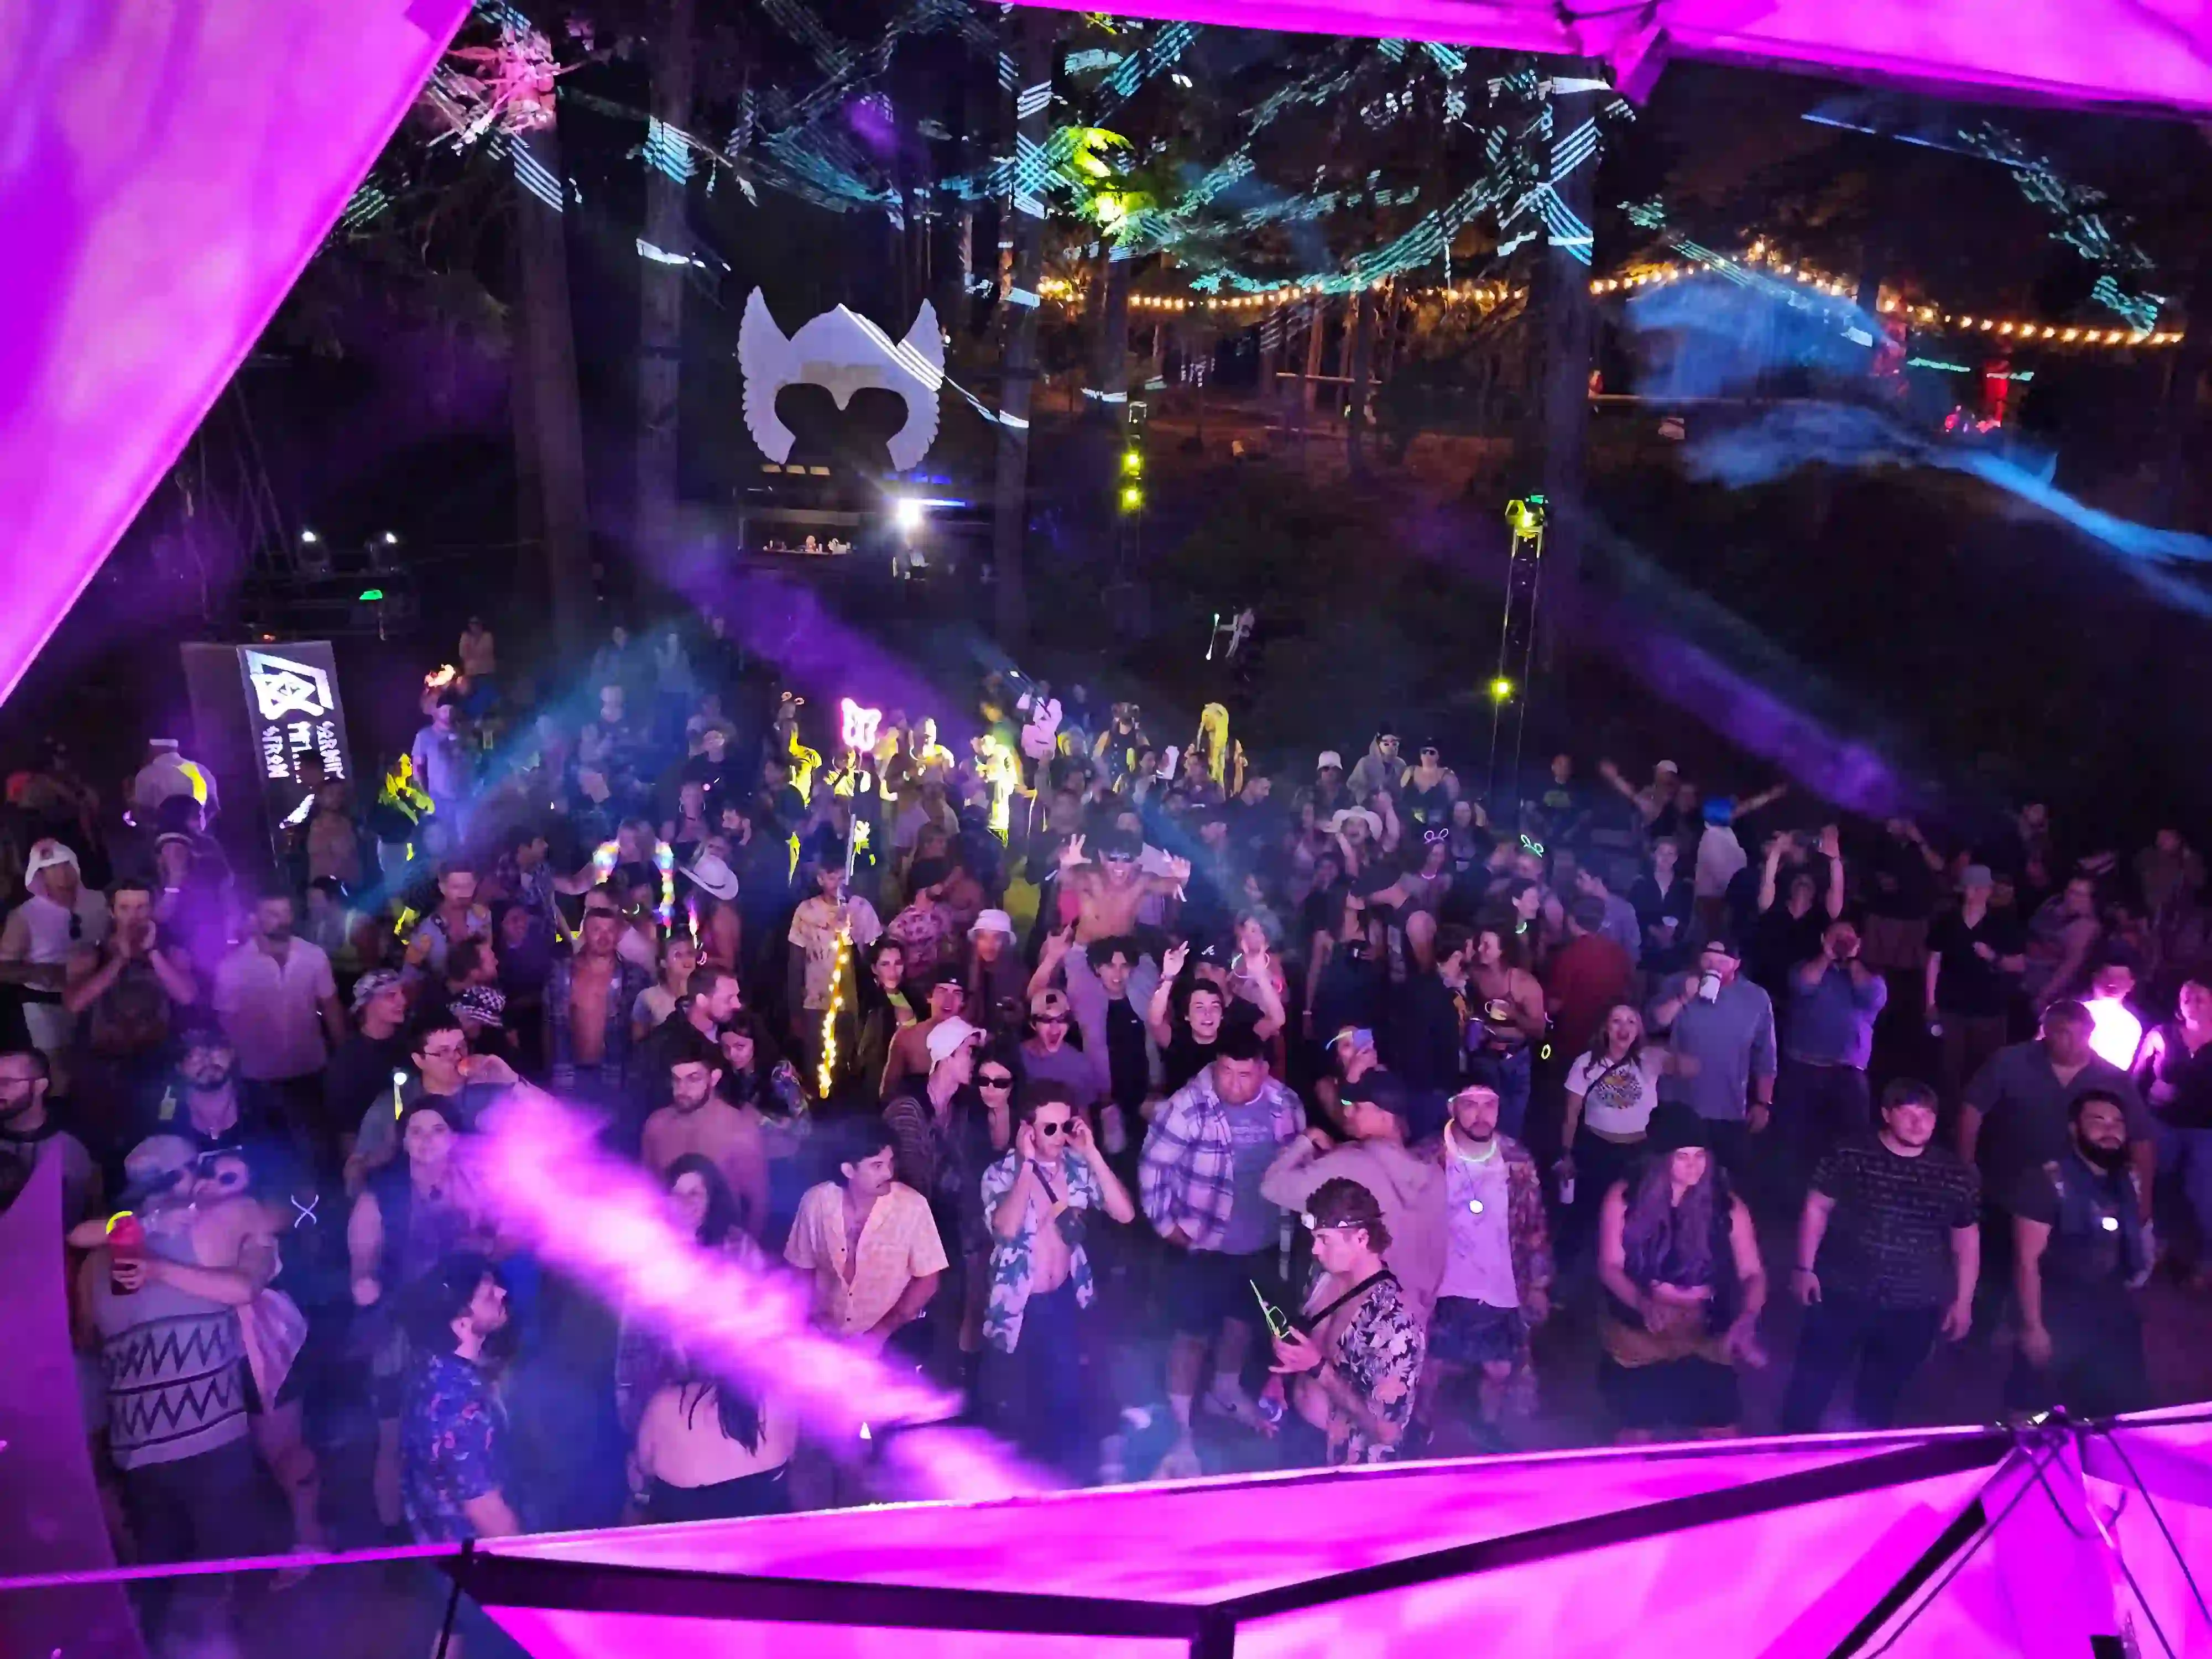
left=4, top=609, right=2209, bottom=1648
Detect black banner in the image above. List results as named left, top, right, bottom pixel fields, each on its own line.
left=236, top=641, right=354, bottom=836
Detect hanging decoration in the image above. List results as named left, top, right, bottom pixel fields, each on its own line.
left=738, top=293, right=945, bottom=471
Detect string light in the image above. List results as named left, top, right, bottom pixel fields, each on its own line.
left=1589, top=238, right=2186, bottom=351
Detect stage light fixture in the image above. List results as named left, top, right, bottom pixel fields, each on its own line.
left=1120, top=448, right=1143, bottom=477
left=892, top=498, right=926, bottom=536
left=1490, top=676, right=1514, bottom=701
left=359, top=587, right=384, bottom=602
left=1119, top=483, right=1144, bottom=513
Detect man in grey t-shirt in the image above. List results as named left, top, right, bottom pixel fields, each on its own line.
left=1648, top=935, right=1777, bottom=1177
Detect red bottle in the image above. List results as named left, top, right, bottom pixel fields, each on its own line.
left=107, top=1212, right=145, bottom=1296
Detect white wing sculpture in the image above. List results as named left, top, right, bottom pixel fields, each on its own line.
left=738, top=291, right=944, bottom=472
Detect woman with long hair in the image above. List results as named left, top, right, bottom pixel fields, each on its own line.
left=2136, top=976, right=2212, bottom=1288
left=1466, top=922, right=1545, bottom=1140
left=1594, top=1112, right=1767, bottom=1442
left=717, top=1012, right=810, bottom=1241
left=1558, top=1004, right=1693, bottom=1255
left=630, top=1359, right=794, bottom=1523
left=616, top=1156, right=764, bottom=1431
left=849, top=937, right=916, bottom=1100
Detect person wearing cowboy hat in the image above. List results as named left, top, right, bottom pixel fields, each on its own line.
left=1594, top=1104, right=1768, bottom=1441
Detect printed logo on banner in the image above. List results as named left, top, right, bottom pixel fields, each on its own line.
left=237, top=645, right=351, bottom=802
left=244, top=649, right=336, bottom=724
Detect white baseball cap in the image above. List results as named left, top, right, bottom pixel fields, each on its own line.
left=24, top=839, right=79, bottom=882
left=969, top=909, right=1014, bottom=938
left=925, top=1018, right=984, bottom=1066
left=1317, top=750, right=1344, bottom=770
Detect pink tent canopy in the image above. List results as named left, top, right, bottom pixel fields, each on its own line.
left=1006, top=0, right=2212, bottom=116
left=463, top=1417, right=2212, bottom=1658
left=2, top=1, right=2210, bottom=704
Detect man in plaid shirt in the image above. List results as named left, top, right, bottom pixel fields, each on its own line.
left=1139, top=1023, right=1304, bottom=1477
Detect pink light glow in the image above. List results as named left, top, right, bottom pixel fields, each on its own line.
left=470, top=1088, right=1047, bottom=1499
left=0, top=0, right=472, bottom=708
left=1001, top=0, right=2212, bottom=118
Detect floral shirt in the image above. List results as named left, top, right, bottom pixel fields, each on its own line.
left=401, top=1349, right=511, bottom=1541
left=978, top=1150, right=1102, bottom=1353
left=1316, top=1274, right=1424, bottom=1465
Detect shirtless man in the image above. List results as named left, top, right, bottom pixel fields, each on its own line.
left=979, top=1088, right=1135, bottom=1470
left=1052, top=831, right=1188, bottom=1087
left=880, top=977, right=966, bottom=1102
left=551, top=900, right=641, bottom=1100
left=641, top=1033, right=768, bottom=1239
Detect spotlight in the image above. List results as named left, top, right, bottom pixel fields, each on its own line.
left=1490, top=676, right=1514, bottom=701
left=1119, top=483, right=1144, bottom=513
left=1120, top=448, right=1142, bottom=477
left=892, top=498, right=925, bottom=536
left=380, top=530, right=400, bottom=546
left=298, top=528, right=320, bottom=545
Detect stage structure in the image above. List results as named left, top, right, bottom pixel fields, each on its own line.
left=1484, top=494, right=1545, bottom=830
left=448, top=1413, right=2212, bottom=1658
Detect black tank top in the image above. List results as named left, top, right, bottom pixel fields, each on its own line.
left=2147, top=1021, right=2212, bottom=1131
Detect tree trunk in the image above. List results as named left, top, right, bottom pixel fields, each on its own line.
left=990, top=10, right=1053, bottom=648
left=1347, top=286, right=1375, bottom=474
left=1090, top=247, right=1131, bottom=425
left=1531, top=67, right=1600, bottom=631
left=637, top=0, right=696, bottom=588
left=1257, top=303, right=1279, bottom=421
left=514, top=121, right=594, bottom=650
left=1302, top=295, right=1326, bottom=414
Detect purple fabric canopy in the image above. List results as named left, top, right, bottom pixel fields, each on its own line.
left=1007, top=0, right=2212, bottom=114
left=0, top=0, right=471, bottom=709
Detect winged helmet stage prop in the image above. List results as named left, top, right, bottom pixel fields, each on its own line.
left=738, top=291, right=946, bottom=472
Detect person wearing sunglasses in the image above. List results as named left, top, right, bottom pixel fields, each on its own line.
left=1018, top=988, right=1100, bottom=1117
left=979, top=1087, right=1135, bottom=1473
